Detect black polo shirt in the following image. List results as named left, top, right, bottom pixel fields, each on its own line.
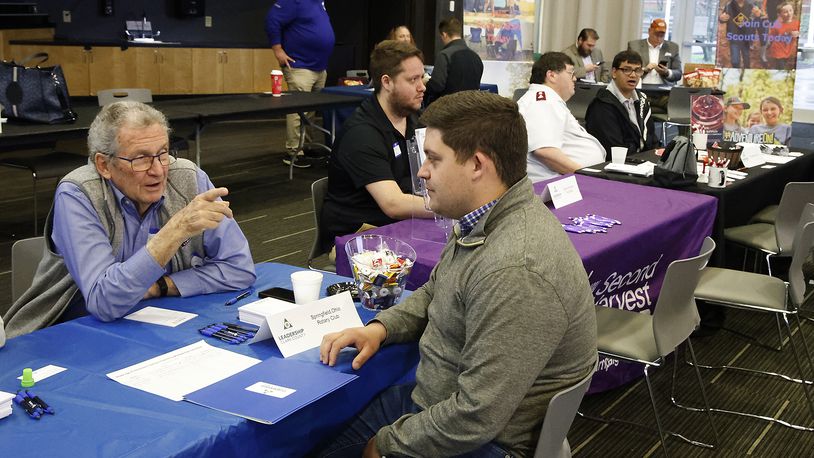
left=320, top=96, right=417, bottom=251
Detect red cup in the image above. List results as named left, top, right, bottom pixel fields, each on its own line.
left=270, top=70, right=283, bottom=96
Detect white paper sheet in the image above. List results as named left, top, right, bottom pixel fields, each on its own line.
left=16, top=364, right=67, bottom=382
left=106, top=340, right=260, bottom=401
left=761, top=154, right=795, bottom=164
left=124, top=306, right=197, bottom=327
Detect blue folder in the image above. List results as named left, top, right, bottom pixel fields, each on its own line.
left=184, top=357, right=358, bottom=424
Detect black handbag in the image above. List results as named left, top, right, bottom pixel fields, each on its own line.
left=0, top=52, right=77, bottom=124
left=653, top=135, right=698, bottom=188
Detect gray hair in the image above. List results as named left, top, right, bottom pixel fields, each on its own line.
left=87, top=101, right=170, bottom=158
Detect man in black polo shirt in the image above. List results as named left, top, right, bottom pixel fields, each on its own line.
left=321, top=40, right=433, bottom=252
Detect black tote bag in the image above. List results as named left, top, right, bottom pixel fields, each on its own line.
left=0, top=53, right=77, bottom=124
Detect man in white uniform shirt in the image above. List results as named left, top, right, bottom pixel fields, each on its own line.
left=517, top=52, right=605, bottom=183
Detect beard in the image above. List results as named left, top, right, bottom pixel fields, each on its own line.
left=388, top=89, right=421, bottom=118
left=578, top=45, right=591, bottom=57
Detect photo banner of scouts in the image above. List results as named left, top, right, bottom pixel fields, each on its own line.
left=715, top=0, right=801, bottom=145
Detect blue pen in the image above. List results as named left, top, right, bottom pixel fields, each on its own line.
left=199, top=328, right=241, bottom=344
left=225, top=288, right=255, bottom=306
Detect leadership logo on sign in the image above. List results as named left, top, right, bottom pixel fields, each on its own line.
left=283, top=318, right=293, bottom=329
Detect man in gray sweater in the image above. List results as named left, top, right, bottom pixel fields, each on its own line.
left=319, top=91, right=597, bottom=457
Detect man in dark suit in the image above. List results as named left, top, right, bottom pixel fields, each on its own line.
left=627, top=19, right=682, bottom=85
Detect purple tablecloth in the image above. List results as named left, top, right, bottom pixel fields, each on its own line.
left=336, top=174, right=718, bottom=392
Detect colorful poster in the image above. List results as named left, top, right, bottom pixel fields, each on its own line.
left=715, top=1, right=799, bottom=145
left=463, top=0, right=537, bottom=97
left=715, top=0, right=802, bottom=70
left=720, top=68, right=795, bottom=144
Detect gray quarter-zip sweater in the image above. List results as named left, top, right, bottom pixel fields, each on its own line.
left=374, top=178, right=597, bottom=457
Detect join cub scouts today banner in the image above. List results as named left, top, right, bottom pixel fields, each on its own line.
left=714, top=0, right=801, bottom=145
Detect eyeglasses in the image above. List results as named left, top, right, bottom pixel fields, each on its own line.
left=563, top=69, right=576, bottom=79
left=617, top=67, right=645, bottom=76
left=115, top=149, right=177, bottom=172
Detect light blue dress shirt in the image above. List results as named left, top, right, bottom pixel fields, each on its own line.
left=51, top=168, right=256, bottom=322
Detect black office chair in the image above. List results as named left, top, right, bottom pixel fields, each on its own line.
left=566, top=84, right=602, bottom=123
left=512, top=87, right=527, bottom=102
left=308, top=177, right=336, bottom=273
left=659, top=87, right=712, bottom=143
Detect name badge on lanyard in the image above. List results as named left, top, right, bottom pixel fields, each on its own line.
left=392, top=141, right=402, bottom=158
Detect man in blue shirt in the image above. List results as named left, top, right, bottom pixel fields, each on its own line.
left=3, top=101, right=255, bottom=337
left=266, top=0, right=335, bottom=168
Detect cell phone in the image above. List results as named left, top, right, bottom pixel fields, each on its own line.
left=595, top=61, right=604, bottom=66
left=258, top=287, right=295, bottom=303
left=658, top=58, right=668, bottom=66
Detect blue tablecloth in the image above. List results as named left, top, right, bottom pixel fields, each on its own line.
left=0, top=263, right=419, bottom=457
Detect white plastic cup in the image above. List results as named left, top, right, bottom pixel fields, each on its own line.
left=707, top=165, right=727, bottom=188
left=290, top=271, right=323, bottom=304
left=270, top=70, right=284, bottom=96
left=692, top=132, right=708, bottom=151
left=611, top=146, right=627, bottom=164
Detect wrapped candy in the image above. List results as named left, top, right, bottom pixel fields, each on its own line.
left=346, top=236, right=416, bottom=311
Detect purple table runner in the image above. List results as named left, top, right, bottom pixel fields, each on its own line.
left=336, top=174, right=717, bottom=392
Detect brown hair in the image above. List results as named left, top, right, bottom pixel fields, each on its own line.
left=530, top=51, right=572, bottom=84
left=369, top=40, right=424, bottom=94
left=438, top=17, right=462, bottom=37
left=420, top=91, right=528, bottom=187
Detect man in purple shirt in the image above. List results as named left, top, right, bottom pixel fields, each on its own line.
left=266, top=0, right=335, bottom=168
left=3, top=101, right=255, bottom=336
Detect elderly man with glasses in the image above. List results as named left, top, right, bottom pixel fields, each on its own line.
left=585, top=50, right=658, bottom=160
left=3, top=101, right=255, bottom=337
left=516, top=51, right=605, bottom=183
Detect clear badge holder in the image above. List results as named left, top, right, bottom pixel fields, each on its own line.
left=407, top=128, right=455, bottom=243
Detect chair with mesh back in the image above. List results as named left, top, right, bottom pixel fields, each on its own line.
left=566, top=84, right=602, bottom=123
left=533, top=359, right=597, bottom=458
left=725, top=182, right=814, bottom=275
left=308, top=177, right=336, bottom=273
left=690, top=204, right=814, bottom=431
left=11, top=236, right=45, bottom=303
left=659, top=87, right=712, bottom=143
left=582, top=237, right=719, bottom=456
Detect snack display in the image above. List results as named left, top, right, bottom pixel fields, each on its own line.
left=683, top=68, right=721, bottom=88
left=345, top=235, right=416, bottom=310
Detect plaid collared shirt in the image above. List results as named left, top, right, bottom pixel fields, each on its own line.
left=457, top=199, right=498, bottom=236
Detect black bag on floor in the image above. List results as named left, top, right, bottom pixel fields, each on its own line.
left=0, top=53, right=76, bottom=124
left=653, top=135, right=698, bottom=188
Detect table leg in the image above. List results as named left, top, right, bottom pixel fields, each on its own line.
left=195, top=124, right=202, bottom=167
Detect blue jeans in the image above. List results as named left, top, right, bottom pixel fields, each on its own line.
left=316, top=383, right=514, bottom=458
left=729, top=40, right=751, bottom=68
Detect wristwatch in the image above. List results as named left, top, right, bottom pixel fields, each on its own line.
left=156, top=276, right=169, bottom=297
